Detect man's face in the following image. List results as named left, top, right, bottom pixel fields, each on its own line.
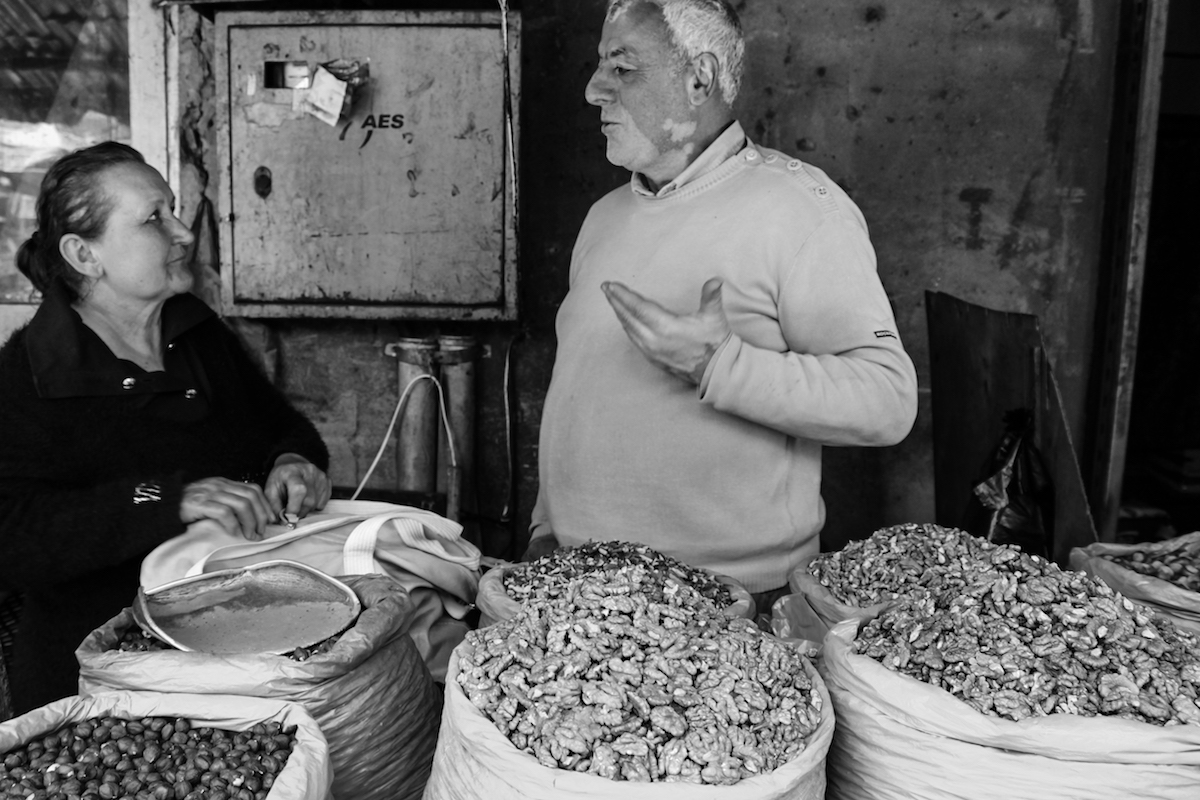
left=585, top=2, right=699, bottom=185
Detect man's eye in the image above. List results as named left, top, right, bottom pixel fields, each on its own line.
left=613, top=65, right=631, bottom=76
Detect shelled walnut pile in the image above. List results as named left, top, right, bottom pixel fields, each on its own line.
left=504, top=540, right=734, bottom=609
left=1099, top=537, right=1200, bottom=593
left=808, top=522, right=998, bottom=606
left=842, top=530, right=1200, bottom=726
left=459, top=567, right=822, bottom=784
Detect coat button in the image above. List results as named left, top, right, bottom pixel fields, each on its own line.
left=814, top=186, right=830, bottom=197
left=745, top=149, right=758, bottom=160
left=185, top=388, right=198, bottom=400
left=787, top=159, right=802, bottom=170
left=167, top=342, right=175, bottom=350
left=122, top=377, right=136, bottom=390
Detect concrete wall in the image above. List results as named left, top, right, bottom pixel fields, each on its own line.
left=168, top=0, right=1120, bottom=558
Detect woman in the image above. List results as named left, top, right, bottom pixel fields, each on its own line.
left=0, top=142, right=332, bottom=713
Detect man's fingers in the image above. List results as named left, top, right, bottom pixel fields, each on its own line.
left=602, top=281, right=674, bottom=329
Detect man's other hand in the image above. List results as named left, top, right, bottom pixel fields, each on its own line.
left=521, top=534, right=560, bottom=563
left=602, top=278, right=732, bottom=385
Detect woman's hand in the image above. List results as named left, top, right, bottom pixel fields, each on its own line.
left=265, top=453, right=332, bottom=520
left=180, top=477, right=273, bottom=541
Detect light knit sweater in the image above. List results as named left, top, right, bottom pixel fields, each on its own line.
left=532, top=124, right=918, bottom=593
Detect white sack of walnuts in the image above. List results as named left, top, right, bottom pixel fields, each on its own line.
left=817, top=524, right=1200, bottom=726
left=456, top=565, right=823, bottom=785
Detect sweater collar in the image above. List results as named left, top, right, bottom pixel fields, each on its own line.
left=26, top=282, right=215, bottom=398
left=630, top=120, right=747, bottom=199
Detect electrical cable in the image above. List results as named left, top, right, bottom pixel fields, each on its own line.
left=499, top=331, right=518, bottom=523
left=496, top=0, right=519, bottom=238
left=355, top=6, right=518, bottom=517
left=351, top=373, right=457, bottom=500
left=495, top=0, right=520, bottom=526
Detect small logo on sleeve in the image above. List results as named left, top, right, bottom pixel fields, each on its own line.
left=874, top=330, right=898, bottom=340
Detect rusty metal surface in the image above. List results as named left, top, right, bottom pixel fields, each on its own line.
left=215, top=9, right=519, bottom=319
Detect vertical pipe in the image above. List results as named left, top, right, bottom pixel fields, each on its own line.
left=394, top=337, right=439, bottom=496
left=438, top=335, right=477, bottom=528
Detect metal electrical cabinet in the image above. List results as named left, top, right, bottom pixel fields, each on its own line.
left=215, top=10, right=519, bottom=320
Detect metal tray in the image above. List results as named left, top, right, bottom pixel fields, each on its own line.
left=132, top=560, right=361, bottom=655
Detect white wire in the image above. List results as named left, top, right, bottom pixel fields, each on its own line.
left=352, top=373, right=457, bottom=501
left=500, top=334, right=515, bottom=521
left=497, top=0, right=518, bottom=524
left=497, top=0, right=519, bottom=236
left=356, top=5, right=515, bottom=514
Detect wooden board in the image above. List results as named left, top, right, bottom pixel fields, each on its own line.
left=926, top=291, right=1098, bottom=565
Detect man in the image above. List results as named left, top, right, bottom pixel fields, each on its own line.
left=526, top=0, right=918, bottom=609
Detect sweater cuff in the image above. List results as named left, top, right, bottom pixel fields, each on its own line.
left=697, top=332, right=738, bottom=401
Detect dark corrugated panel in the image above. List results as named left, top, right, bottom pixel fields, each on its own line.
left=0, top=0, right=126, bottom=106
left=5, top=2, right=52, bottom=38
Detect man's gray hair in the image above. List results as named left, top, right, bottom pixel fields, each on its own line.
left=607, top=0, right=745, bottom=105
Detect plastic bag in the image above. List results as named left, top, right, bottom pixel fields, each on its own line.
left=1070, top=534, right=1200, bottom=635
left=423, top=639, right=835, bottom=800
left=787, top=557, right=888, bottom=631
left=0, top=690, right=332, bottom=799
left=769, top=593, right=828, bottom=659
left=76, top=575, right=440, bottom=800
left=475, top=560, right=755, bottom=627
left=473, top=562, right=522, bottom=627
left=967, top=408, right=1054, bottom=559
left=820, top=617, right=1200, bottom=800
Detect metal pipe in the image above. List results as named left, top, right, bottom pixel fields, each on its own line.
left=392, top=337, right=439, bottom=495
left=437, top=335, right=477, bottom=528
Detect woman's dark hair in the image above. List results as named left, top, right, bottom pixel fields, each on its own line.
left=15, top=141, right=146, bottom=302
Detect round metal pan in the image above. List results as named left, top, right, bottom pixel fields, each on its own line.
left=132, top=560, right=361, bottom=655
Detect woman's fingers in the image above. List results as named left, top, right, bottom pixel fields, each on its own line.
left=265, top=460, right=333, bottom=518
left=180, top=477, right=272, bottom=540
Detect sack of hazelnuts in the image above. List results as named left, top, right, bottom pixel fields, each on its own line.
left=75, top=575, right=442, bottom=800
left=0, top=690, right=332, bottom=800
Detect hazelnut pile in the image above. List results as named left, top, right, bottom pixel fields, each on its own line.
left=0, top=716, right=296, bottom=800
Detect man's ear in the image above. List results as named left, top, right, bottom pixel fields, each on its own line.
left=59, top=233, right=103, bottom=279
left=686, top=52, right=721, bottom=105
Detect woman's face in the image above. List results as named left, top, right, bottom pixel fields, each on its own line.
left=84, top=161, right=194, bottom=305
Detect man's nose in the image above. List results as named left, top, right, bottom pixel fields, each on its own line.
left=584, top=69, right=611, bottom=106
